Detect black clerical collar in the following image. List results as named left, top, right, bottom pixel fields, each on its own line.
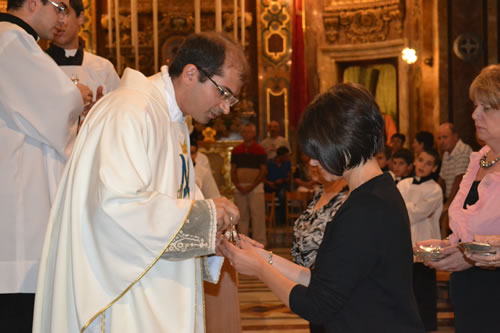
left=46, top=44, right=84, bottom=66
left=412, top=174, right=434, bottom=185
left=0, top=13, right=38, bottom=41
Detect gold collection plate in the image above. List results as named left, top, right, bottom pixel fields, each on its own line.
left=414, top=245, right=448, bottom=261
left=459, top=242, right=496, bottom=256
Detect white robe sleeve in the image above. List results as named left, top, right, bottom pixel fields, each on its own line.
left=0, top=27, right=82, bottom=158
left=397, top=180, right=443, bottom=225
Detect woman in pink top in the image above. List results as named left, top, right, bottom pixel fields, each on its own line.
left=418, top=65, right=500, bottom=333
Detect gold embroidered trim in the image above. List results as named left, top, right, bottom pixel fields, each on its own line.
left=81, top=200, right=195, bottom=333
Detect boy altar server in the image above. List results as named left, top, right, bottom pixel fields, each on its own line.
left=397, top=148, right=443, bottom=331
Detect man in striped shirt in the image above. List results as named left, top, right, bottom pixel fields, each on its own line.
left=437, top=122, right=472, bottom=236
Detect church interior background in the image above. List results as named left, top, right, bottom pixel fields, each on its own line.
left=1, top=0, right=498, bottom=195
left=2, top=1, right=497, bottom=330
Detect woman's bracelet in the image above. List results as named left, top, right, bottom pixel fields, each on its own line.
left=267, top=251, right=273, bottom=265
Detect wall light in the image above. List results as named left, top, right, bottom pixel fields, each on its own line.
left=401, top=48, right=417, bottom=64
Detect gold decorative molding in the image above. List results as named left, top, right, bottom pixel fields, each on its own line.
left=81, top=0, right=96, bottom=53
left=260, top=0, right=290, bottom=61
left=257, top=0, right=291, bottom=141
left=323, top=0, right=403, bottom=44
left=199, top=141, right=242, bottom=200
left=266, top=87, right=289, bottom=139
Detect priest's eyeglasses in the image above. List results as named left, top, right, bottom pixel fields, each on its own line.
left=195, top=65, right=239, bottom=107
left=48, top=0, right=68, bottom=16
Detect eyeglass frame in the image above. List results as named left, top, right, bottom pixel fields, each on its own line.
left=47, top=0, right=68, bottom=16
left=194, top=65, right=239, bottom=107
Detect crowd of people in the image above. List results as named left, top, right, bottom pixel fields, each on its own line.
left=1, top=0, right=500, bottom=331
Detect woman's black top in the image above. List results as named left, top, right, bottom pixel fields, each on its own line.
left=289, top=173, right=425, bottom=333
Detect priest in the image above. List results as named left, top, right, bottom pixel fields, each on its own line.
left=0, top=0, right=92, bottom=331
left=33, top=32, right=248, bottom=333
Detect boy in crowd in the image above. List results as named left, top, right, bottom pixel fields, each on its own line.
left=390, top=148, right=413, bottom=184
left=397, top=148, right=443, bottom=331
left=375, top=144, right=392, bottom=172
left=390, top=133, right=406, bottom=154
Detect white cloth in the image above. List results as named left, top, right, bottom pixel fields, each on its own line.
left=0, top=21, right=82, bottom=293
left=195, top=164, right=220, bottom=199
left=195, top=151, right=211, bottom=170
left=33, top=67, right=219, bottom=332
left=58, top=50, right=120, bottom=100
left=261, top=136, right=290, bottom=159
left=439, top=139, right=472, bottom=198
left=397, top=178, right=443, bottom=247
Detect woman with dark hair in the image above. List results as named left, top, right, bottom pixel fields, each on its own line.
left=220, top=83, right=424, bottom=332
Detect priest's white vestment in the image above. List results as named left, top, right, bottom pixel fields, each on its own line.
left=0, top=19, right=83, bottom=294
left=33, top=67, right=220, bottom=333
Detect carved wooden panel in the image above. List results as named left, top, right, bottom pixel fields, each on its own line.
left=323, top=0, right=403, bottom=44
left=257, top=0, right=291, bottom=141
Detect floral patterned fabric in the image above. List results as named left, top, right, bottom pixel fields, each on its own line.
left=291, top=186, right=349, bottom=268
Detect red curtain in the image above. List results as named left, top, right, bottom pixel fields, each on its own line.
left=289, top=0, right=309, bottom=129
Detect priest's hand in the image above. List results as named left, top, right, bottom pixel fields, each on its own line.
left=213, top=197, right=240, bottom=232
left=77, top=83, right=93, bottom=106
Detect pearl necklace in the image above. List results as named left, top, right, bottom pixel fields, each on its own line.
left=479, top=152, right=500, bottom=168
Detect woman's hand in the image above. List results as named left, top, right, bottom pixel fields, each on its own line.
left=416, top=238, right=451, bottom=250
left=463, top=235, right=500, bottom=269
left=417, top=239, right=472, bottom=272
left=423, top=248, right=473, bottom=272
left=218, top=235, right=268, bottom=278
left=474, top=234, right=500, bottom=246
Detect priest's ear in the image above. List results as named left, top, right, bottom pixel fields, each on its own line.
left=77, top=10, right=85, bottom=26
left=181, top=64, right=198, bottom=83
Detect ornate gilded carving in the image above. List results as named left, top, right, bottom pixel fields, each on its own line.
left=260, top=0, right=290, bottom=62
left=80, top=0, right=96, bottom=52
left=199, top=141, right=242, bottom=200
left=323, top=0, right=403, bottom=44
left=257, top=0, right=291, bottom=140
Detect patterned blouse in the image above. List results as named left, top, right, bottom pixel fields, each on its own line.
left=291, top=186, right=349, bottom=268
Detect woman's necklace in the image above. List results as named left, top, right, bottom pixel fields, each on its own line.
left=479, top=151, right=500, bottom=168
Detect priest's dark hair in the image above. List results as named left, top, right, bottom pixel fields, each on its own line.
left=7, top=0, right=47, bottom=10
left=69, top=0, right=84, bottom=16
left=168, top=32, right=248, bottom=83
left=297, top=83, right=384, bottom=176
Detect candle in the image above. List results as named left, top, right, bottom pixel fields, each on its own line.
left=215, top=0, right=222, bottom=32
left=153, top=0, right=158, bottom=71
left=107, top=0, right=113, bottom=48
left=240, top=0, right=245, bottom=48
left=114, top=0, right=121, bottom=72
left=194, top=0, right=200, bottom=33
left=131, top=0, right=139, bottom=69
left=233, top=0, right=237, bottom=41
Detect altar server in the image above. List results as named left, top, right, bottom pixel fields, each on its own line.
left=0, top=0, right=92, bottom=331
left=46, top=0, right=120, bottom=106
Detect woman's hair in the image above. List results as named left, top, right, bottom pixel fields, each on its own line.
left=415, top=131, right=435, bottom=150
left=297, top=83, right=384, bottom=176
left=469, top=64, right=500, bottom=108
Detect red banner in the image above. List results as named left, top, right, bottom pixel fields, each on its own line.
left=289, top=0, right=309, bottom=129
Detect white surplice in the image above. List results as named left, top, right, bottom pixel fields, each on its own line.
left=33, top=67, right=220, bottom=333
left=57, top=50, right=120, bottom=99
left=0, top=20, right=83, bottom=293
